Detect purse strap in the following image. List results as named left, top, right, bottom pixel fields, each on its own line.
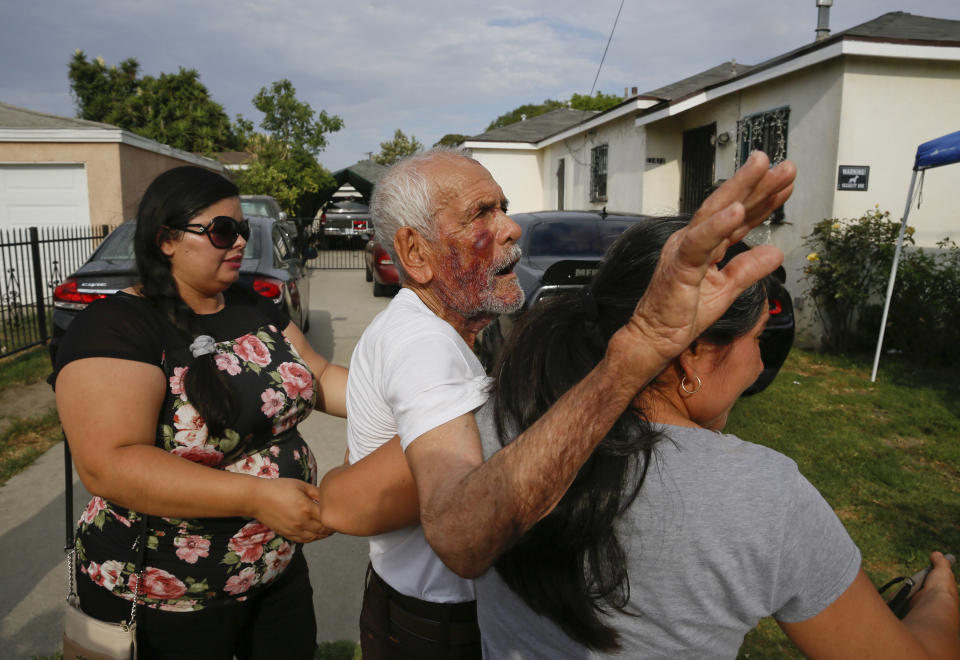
left=64, top=432, right=147, bottom=629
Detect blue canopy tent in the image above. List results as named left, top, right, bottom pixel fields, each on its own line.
left=871, top=130, right=960, bottom=381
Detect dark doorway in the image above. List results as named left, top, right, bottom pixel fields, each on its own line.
left=556, top=158, right=565, bottom=210
left=680, top=123, right=716, bottom=214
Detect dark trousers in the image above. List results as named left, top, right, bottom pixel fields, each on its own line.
left=76, top=547, right=316, bottom=660
left=359, top=564, right=481, bottom=660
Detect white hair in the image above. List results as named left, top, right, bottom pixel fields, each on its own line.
left=371, top=146, right=478, bottom=281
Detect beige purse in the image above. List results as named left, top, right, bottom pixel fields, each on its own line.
left=62, top=442, right=144, bottom=660
left=63, top=593, right=137, bottom=660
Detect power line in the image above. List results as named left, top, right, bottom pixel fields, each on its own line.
left=564, top=0, right=627, bottom=167
left=588, top=0, right=625, bottom=98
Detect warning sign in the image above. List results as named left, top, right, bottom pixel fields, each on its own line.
left=837, top=165, right=869, bottom=191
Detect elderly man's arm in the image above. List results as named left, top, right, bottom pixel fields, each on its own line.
left=406, top=151, right=795, bottom=578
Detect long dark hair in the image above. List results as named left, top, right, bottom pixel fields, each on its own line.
left=133, top=166, right=240, bottom=437
left=490, top=217, right=771, bottom=650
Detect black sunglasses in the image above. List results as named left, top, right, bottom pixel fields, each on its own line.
left=174, top=216, right=250, bottom=249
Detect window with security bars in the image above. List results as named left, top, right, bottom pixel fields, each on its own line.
left=736, top=107, right=790, bottom=222
left=590, top=144, right=608, bottom=203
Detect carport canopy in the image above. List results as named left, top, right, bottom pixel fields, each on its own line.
left=331, top=159, right=388, bottom=203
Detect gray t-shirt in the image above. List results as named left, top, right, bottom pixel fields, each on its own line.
left=475, top=404, right=861, bottom=659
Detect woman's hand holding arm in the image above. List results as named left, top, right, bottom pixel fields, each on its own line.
left=56, top=357, right=330, bottom=542
left=282, top=322, right=347, bottom=417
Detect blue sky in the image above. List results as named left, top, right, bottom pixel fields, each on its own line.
left=2, top=1, right=959, bottom=171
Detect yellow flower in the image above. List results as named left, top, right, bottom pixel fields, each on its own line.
left=806, top=252, right=819, bottom=262
left=832, top=223, right=841, bottom=230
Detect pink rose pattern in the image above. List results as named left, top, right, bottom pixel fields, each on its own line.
left=75, top=323, right=318, bottom=611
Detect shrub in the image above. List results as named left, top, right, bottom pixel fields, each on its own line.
left=803, top=208, right=960, bottom=365
left=802, top=208, right=907, bottom=352
left=885, top=237, right=960, bottom=365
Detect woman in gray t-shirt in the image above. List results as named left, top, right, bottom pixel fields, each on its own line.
left=476, top=218, right=958, bottom=659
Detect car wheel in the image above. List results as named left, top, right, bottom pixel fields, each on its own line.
left=373, top=280, right=387, bottom=297
left=365, top=265, right=373, bottom=282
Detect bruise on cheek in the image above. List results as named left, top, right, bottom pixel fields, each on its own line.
left=471, top=228, right=494, bottom=257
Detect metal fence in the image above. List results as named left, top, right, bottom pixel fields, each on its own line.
left=0, top=224, right=113, bottom=359
left=292, top=217, right=366, bottom=270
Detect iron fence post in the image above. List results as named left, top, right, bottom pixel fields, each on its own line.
left=29, top=227, right=48, bottom=341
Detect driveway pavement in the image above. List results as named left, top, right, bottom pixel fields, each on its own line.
left=0, top=268, right=390, bottom=659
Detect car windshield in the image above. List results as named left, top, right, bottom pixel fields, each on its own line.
left=327, top=201, right=368, bottom=213
left=97, top=224, right=137, bottom=260
left=241, top=200, right=279, bottom=219
left=527, top=220, right=636, bottom=258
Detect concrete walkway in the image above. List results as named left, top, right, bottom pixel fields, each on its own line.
left=0, top=269, right=390, bottom=659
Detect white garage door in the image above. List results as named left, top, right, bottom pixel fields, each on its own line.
left=0, top=163, right=90, bottom=229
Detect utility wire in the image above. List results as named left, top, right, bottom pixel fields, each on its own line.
left=588, top=0, right=626, bottom=98
left=566, top=0, right=626, bottom=166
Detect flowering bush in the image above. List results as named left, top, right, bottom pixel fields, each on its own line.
left=804, top=207, right=960, bottom=363
left=803, top=208, right=907, bottom=352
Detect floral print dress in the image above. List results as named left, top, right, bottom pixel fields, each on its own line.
left=58, top=288, right=319, bottom=612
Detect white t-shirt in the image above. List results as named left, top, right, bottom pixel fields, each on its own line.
left=347, top=287, right=491, bottom=603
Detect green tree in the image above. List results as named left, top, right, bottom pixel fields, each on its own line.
left=234, top=79, right=343, bottom=217
left=569, top=91, right=624, bottom=113
left=434, top=134, right=470, bottom=148
left=485, top=99, right=566, bottom=132
left=484, top=92, right=625, bottom=132
left=374, top=129, right=424, bottom=166
left=67, top=50, right=241, bottom=152
left=251, top=79, right=343, bottom=159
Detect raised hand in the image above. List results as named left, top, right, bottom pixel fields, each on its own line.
left=623, top=151, right=795, bottom=367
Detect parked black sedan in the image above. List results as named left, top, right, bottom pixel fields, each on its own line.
left=476, top=210, right=794, bottom=395
left=50, top=216, right=314, bottom=362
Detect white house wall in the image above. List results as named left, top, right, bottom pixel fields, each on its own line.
left=833, top=56, right=960, bottom=249
left=469, top=149, right=542, bottom=213
left=540, top=115, right=646, bottom=213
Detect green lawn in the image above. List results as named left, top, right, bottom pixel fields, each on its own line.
left=0, top=346, right=60, bottom=486
left=731, top=349, right=960, bottom=658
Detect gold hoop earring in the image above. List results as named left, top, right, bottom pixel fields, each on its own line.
left=680, top=375, right=702, bottom=395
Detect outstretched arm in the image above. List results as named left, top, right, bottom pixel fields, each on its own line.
left=407, top=151, right=796, bottom=577
left=315, top=436, right=420, bottom=536
left=780, top=553, right=959, bottom=659
left=283, top=322, right=348, bottom=418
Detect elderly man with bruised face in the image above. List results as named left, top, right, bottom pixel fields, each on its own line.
left=316, top=147, right=795, bottom=659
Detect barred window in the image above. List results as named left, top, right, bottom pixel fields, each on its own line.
left=590, top=144, right=608, bottom=203
left=736, top=106, right=790, bottom=222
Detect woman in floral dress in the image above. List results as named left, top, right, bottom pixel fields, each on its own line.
left=54, top=166, right=347, bottom=659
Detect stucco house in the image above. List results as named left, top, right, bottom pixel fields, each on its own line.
left=464, top=11, right=960, bottom=343
left=0, top=102, right=227, bottom=229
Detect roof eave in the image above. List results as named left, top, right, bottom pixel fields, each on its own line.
left=635, top=38, right=960, bottom=128
left=466, top=98, right=661, bottom=151
left=0, top=127, right=227, bottom=171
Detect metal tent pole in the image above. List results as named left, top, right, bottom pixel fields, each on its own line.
left=871, top=170, right=918, bottom=382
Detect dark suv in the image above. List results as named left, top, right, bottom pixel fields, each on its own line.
left=476, top=210, right=795, bottom=394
